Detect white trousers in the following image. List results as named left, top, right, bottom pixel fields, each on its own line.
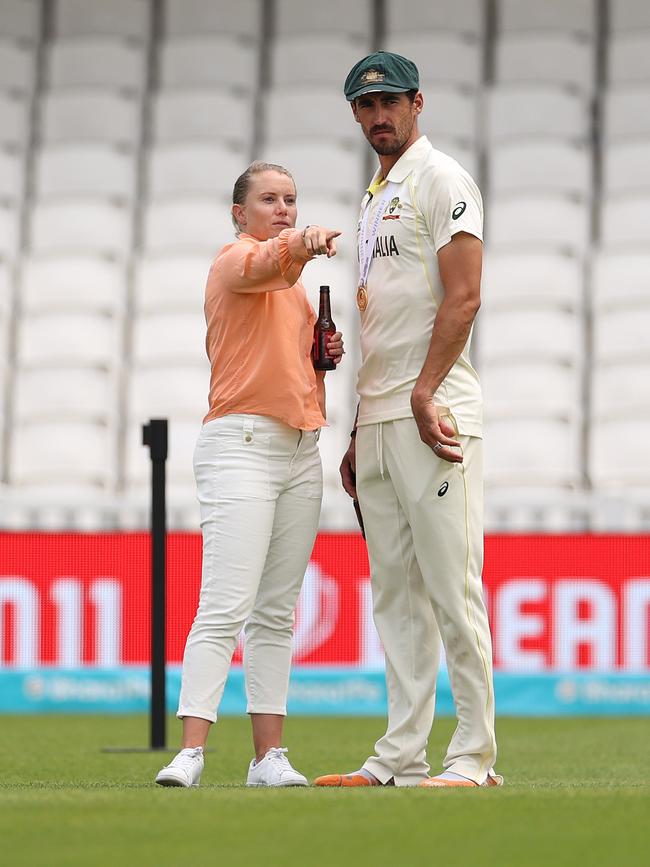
left=177, top=414, right=322, bottom=722
left=356, top=416, right=497, bottom=786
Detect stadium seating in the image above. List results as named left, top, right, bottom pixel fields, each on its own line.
left=21, top=256, right=126, bottom=314
left=0, top=92, right=29, bottom=148
left=47, top=38, right=147, bottom=90
left=34, top=145, right=136, bottom=199
left=496, top=0, right=595, bottom=36
left=152, top=89, right=253, bottom=146
left=0, top=0, right=647, bottom=530
left=608, top=34, right=650, bottom=84
left=40, top=89, right=142, bottom=146
left=495, top=34, right=594, bottom=92
left=29, top=199, right=132, bottom=257
left=162, top=0, right=262, bottom=40
left=52, top=0, right=151, bottom=39
left=0, top=38, right=36, bottom=92
left=1, top=0, right=42, bottom=41
left=134, top=255, right=209, bottom=312
left=489, top=141, right=591, bottom=197
left=386, top=0, right=484, bottom=38
left=486, top=84, right=589, bottom=142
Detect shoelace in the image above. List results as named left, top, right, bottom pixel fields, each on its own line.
left=168, top=749, right=202, bottom=771
left=264, top=747, right=291, bottom=770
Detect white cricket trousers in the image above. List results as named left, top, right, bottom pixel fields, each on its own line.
left=177, top=413, right=322, bottom=722
left=356, top=416, right=497, bottom=786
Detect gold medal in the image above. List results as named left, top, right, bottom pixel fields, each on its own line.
left=357, top=283, right=368, bottom=311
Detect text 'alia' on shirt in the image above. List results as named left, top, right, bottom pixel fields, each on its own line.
left=355, top=135, right=483, bottom=437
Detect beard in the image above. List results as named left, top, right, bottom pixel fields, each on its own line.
left=366, top=117, right=415, bottom=156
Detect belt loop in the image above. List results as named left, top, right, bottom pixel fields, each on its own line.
left=242, top=416, right=254, bottom=443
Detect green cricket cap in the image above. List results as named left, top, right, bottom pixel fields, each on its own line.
left=344, top=51, right=419, bottom=102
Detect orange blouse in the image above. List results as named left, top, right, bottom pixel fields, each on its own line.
left=203, top=228, right=326, bottom=431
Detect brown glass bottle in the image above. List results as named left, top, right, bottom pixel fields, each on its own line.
left=313, top=285, right=336, bottom=371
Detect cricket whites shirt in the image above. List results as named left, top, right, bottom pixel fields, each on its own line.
left=356, top=135, right=483, bottom=436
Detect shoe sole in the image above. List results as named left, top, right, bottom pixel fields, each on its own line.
left=155, top=773, right=200, bottom=788
left=246, top=780, right=308, bottom=787
left=313, top=774, right=376, bottom=787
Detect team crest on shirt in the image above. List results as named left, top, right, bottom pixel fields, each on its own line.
left=382, top=196, right=402, bottom=220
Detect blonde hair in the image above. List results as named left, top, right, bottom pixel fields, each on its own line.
left=231, top=160, right=295, bottom=233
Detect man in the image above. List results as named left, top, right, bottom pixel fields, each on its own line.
left=315, top=52, right=502, bottom=788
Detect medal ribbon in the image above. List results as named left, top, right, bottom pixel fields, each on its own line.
left=357, top=181, right=398, bottom=289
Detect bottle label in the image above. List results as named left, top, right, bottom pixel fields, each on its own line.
left=314, top=329, right=336, bottom=368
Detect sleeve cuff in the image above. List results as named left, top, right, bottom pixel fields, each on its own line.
left=278, top=228, right=307, bottom=285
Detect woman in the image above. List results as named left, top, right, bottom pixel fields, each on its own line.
left=155, top=161, right=344, bottom=788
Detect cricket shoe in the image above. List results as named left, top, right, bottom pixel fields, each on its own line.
left=419, top=771, right=504, bottom=789
left=314, top=769, right=391, bottom=787
left=155, top=746, right=204, bottom=788
left=246, top=747, right=308, bottom=787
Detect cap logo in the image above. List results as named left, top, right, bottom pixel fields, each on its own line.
left=361, top=68, right=385, bottom=84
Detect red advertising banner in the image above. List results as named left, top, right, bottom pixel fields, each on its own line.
left=0, top=532, right=649, bottom=671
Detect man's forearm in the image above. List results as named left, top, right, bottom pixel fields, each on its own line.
left=414, top=296, right=479, bottom=397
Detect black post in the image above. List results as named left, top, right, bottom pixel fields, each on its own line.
left=142, top=419, right=168, bottom=750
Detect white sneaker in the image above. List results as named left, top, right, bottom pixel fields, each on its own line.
left=155, top=747, right=204, bottom=787
left=246, top=747, right=308, bottom=788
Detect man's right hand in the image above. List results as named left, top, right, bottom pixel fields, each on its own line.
left=340, top=437, right=357, bottom=499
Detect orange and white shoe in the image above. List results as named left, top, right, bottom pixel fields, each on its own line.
left=314, top=770, right=386, bottom=787
left=419, top=772, right=504, bottom=789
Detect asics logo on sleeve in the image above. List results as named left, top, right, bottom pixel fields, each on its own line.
left=452, top=202, right=466, bottom=220
left=437, top=482, right=449, bottom=497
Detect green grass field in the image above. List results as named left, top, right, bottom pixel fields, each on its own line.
left=0, top=714, right=648, bottom=866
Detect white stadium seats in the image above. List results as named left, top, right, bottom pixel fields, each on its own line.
left=30, top=199, right=132, bottom=256
left=128, top=364, right=210, bottom=420
left=415, top=85, right=477, bottom=147
left=163, top=0, right=262, bottom=39
left=134, top=256, right=210, bottom=312
left=260, top=142, right=364, bottom=199
left=47, top=39, right=147, bottom=90
left=125, top=418, right=200, bottom=490
left=481, top=252, right=583, bottom=310
left=487, top=195, right=590, bottom=254
left=1, top=0, right=41, bottom=41
left=152, top=89, right=253, bottom=146
left=0, top=38, right=36, bottom=92
left=480, top=360, right=581, bottom=417
left=147, top=143, right=244, bottom=197
left=0, top=204, right=20, bottom=259
left=604, top=86, right=650, bottom=140
left=0, top=151, right=24, bottom=203
left=142, top=197, right=235, bottom=255
left=0, top=92, right=29, bottom=148
left=132, top=312, right=207, bottom=365
left=590, top=417, right=650, bottom=489
left=0, top=263, right=11, bottom=316
left=486, top=85, right=589, bottom=142
left=10, top=420, right=116, bottom=489
left=159, top=38, right=257, bottom=90
left=272, top=36, right=370, bottom=87
left=52, top=0, right=150, bottom=39
left=592, top=251, right=650, bottom=308
left=603, top=142, right=650, bottom=195
left=495, top=34, right=594, bottom=92
left=35, top=145, right=136, bottom=200
left=17, top=313, right=120, bottom=367
left=387, top=0, right=484, bottom=38
left=610, top=0, right=650, bottom=32
left=600, top=195, right=650, bottom=248
left=386, top=34, right=482, bottom=89
left=591, top=361, right=650, bottom=418
left=489, top=141, right=591, bottom=197
left=275, top=0, right=371, bottom=38
left=40, top=89, right=142, bottom=146
left=608, top=35, right=650, bottom=84
left=266, top=89, right=360, bottom=144
left=484, top=415, right=582, bottom=488
left=21, top=256, right=126, bottom=314
left=478, top=307, right=582, bottom=365
left=497, top=0, right=595, bottom=36
left=14, top=367, right=117, bottom=424
left=592, top=305, right=650, bottom=363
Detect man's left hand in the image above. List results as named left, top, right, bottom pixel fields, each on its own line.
left=411, top=388, right=463, bottom=463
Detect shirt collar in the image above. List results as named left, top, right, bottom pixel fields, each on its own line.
left=366, top=135, right=431, bottom=195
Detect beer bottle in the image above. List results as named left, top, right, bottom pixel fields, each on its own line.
left=313, top=285, right=336, bottom=371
